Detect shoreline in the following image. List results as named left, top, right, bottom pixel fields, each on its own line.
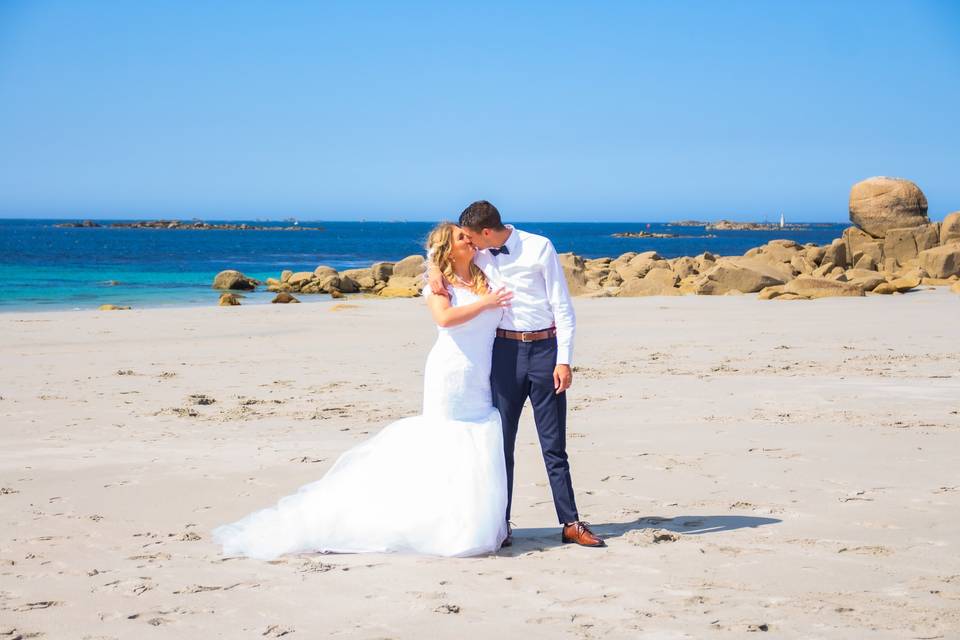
left=4, top=202, right=958, bottom=310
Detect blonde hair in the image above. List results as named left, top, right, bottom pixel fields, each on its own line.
left=426, top=222, right=489, bottom=295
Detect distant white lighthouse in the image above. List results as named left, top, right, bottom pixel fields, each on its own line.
left=779, top=212, right=785, bottom=228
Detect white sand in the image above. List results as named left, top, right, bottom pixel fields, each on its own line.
left=1, top=290, right=959, bottom=638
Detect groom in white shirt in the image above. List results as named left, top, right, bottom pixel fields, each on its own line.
left=429, top=201, right=605, bottom=548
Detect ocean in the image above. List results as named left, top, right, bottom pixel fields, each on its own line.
left=0, top=219, right=847, bottom=311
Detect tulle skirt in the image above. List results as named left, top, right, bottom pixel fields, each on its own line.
left=211, top=408, right=509, bottom=559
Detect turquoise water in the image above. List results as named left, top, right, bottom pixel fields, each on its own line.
left=0, top=263, right=284, bottom=310
left=0, top=219, right=847, bottom=311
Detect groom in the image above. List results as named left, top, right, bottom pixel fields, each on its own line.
left=429, top=200, right=604, bottom=548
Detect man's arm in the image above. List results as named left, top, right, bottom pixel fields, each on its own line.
left=541, top=240, right=576, bottom=391
left=423, top=246, right=450, bottom=297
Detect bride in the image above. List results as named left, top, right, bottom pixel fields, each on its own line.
left=211, top=222, right=515, bottom=559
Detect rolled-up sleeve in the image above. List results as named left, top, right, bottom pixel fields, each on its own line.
left=541, top=240, right=576, bottom=365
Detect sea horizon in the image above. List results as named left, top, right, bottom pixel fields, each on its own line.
left=0, top=215, right=851, bottom=224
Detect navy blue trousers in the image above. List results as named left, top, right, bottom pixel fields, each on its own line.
left=491, top=336, right=579, bottom=525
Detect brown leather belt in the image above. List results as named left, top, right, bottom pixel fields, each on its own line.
left=496, top=327, right=557, bottom=342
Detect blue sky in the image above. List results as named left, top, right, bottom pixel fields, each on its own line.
left=1, top=1, right=958, bottom=222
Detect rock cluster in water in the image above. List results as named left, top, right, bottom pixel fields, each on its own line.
left=560, top=177, right=959, bottom=300
left=212, top=256, right=429, bottom=300
left=611, top=231, right=680, bottom=238
left=56, top=219, right=323, bottom=231
left=706, top=220, right=809, bottom=231
left=212, top=177, right=960, bottom=303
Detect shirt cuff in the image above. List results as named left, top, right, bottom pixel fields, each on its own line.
left=556, top=345, right=572, bottom=366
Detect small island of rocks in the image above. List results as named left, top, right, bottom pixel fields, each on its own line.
left=705, top=220, right=810, bottom=231
left=611, top=231, right=679, bottom=239
left=55, top=219, right=324, bottom=231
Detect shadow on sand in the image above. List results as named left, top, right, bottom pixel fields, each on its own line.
left=504, top=515, right=781, bottom=554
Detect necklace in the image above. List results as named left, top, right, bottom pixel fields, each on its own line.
left=453, top=273, right=472, bottom=288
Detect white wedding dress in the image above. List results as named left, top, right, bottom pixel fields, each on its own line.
left=211, top=286, right=509, bottom=559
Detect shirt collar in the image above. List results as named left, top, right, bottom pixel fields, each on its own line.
left=502, top=224, right=519, bottom=251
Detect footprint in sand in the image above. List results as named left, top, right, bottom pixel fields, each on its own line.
left=12, top=600, right=62, bottom=611
left=299, top=560, right=334, bottom=573
left=262, top=625, right=295, bottom=637
left=95, top=578, right=154, bottom=596
left=838, top=545, right=893, bottom=556
left=625, top=529, right=681, bottom=546
left=2, top=628, right=46, bottom=640
left=839, top=488, right=884, bottom=502
left=172, top=584, right=244, bottom=594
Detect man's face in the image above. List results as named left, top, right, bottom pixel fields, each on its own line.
left=461, top=227, right=494, bottom=249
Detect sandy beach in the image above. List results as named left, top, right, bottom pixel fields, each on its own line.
left=2, top=291, right=959, bottom=639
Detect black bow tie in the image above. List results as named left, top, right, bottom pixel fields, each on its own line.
left=490, top=245, right=510, bottom=256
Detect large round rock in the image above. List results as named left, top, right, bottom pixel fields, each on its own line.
left=212, top=269, right=257, bottom=290
left=849, top=177, right=929, bottom=238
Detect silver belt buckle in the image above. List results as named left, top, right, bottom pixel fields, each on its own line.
left=521, top=331, right=534, bottom=342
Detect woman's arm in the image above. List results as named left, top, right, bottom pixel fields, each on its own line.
left=426, top=263, right=450, bottom=297
left=427, top=287, right=512, bottom=328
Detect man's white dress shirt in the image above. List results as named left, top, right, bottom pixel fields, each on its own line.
left=473, top=225, right=576, bottom=366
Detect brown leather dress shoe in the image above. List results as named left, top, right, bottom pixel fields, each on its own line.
left=561, top=521, right=606, bottom=547
left=501, top=522, right=513, bottom=548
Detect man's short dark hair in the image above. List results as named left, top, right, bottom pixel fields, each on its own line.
left=458, top=200, right=505, bottom=232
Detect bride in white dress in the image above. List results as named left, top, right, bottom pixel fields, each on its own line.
left=211, top=222, right=514, bottom=559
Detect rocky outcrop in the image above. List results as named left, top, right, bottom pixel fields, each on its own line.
left=393, top=255, right=427, bottom=278
left=783, top=276, right=864, bottom=299
left=98, top=303, right=130, bottom=310
left=669, top=256, right=698, bottom=279
left=940, top=211, right=960, bottom=246
left=918, top=244, right=960, bottom=278
left=849, top=177, right=929, bottom=238
left=843, top=226, right=884, bottom=269
left=619, top=267, right=682, bottom=296
left=287, top=271, right=315, bottom=287
left=882, top=224, right=940, bottom=270
left=371, top=262, right=395, bottom=283
left=378, top=275, right=424, bottom=298
left=212, top=270, right=259, bottom=290
left=612, top=251, right=663, bottom=280
left=872, top=275, right=921, bottom=295
left=558, top=253, right=589, bottom=296
left=843, top=269, right=886, bottom=291
left=237, top=174, right=958, bottom=303
left=218, top=293, right=241, bottom=306
left=340, top=268, right=375, bottom=291
left=271, top=292, right=300, bottom=303
left=692, top=259, right=787, bottom=295
left=752, top=239, right=803, bottom=266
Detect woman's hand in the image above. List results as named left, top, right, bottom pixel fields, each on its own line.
left=481, top=286, right=513, bottom=310
left=428, top=266, right=450, bottom=297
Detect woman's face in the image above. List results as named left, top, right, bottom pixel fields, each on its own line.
left=450, top=226, right=476, bottom=265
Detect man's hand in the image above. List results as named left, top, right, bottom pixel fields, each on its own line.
left=427, top=265, right=450, bottom=297
left=553, top=364, right=572, bottom=395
